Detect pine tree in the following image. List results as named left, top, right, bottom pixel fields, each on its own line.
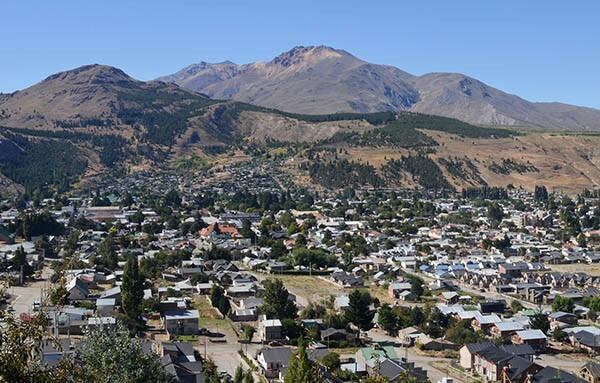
left=260, top=279, right=297, bottom=319
left=345, top=289, right=374, bottom=332
left=284, top=339, right=321, bottom=383
left=377, top=304, right=398, bottom=336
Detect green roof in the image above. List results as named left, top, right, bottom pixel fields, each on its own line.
left=520, top=309, right=538, bottom=317
left=360, top=346, right=397, bottom=360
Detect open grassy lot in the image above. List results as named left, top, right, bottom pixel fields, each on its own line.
left=548, top=263, right=600, bottom=276
left=192, top=295, right=235, bottom=334
left=254, top=273, right=346, bottom=305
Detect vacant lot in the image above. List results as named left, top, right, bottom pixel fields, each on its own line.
left=251, top=273, right=346, bottom=306
left=192, top=295, right=234, bottom=333
left=549, top=263, right=600, bottom=276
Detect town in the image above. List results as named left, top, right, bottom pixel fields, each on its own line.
left=2, top=163, right=600, bottom=383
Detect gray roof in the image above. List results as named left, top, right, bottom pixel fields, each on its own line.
left=259, top=347, right=292, bottom=364
left=530, top=366, right=585, bottom=383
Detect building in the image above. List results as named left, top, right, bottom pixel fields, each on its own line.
left=66, top=277, right=90, bottom=301
left=256, top=347, right=292, bottom=378
left=163, top=310, right=200, bottom=336
left=512, top=329, right=547, bottom=351
left=580, top=362, right=600, bottom=383
left=258, top=316, right=282, bottom=342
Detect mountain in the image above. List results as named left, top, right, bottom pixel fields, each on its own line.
left=3, top=63, right=600, bottom=197
left=158, top=46, right=600, bottom=131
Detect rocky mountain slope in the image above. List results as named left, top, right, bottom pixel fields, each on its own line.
left=158, top=46, right=600, bottom=131
left=2, top=64, right=600, bottom=197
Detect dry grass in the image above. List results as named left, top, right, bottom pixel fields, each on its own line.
left=548, top=263, right=600, bottom=276
left=345, top=131, right=600, bottom=193
left=273, top=275, right=346, bottom=303
left=193, top=295, right=222, bottom=319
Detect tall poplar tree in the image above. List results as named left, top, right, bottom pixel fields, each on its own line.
left=121, top=254, right=145, bottom=325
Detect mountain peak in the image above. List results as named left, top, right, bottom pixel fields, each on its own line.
left=42, top=64, right=134, bottom=86
left=270, top=45, right=351, bottom=67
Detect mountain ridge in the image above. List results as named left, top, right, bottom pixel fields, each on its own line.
left=3, top=63, right=600, bottom=197
left=157, top=45, right=600, bottom=131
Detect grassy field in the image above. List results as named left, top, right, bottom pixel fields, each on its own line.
left=192, top=295, right=233, bottom=332
left=264, top=274, right=346, bottom=304
left=549, top=263, right=600, bottom=275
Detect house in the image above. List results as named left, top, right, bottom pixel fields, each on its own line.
left=439, top=291, right=460, bottom=304
left=320, top=328, right=354, bottom=343
left=499, top=344, right=536, bottom=362
left=99, top=286, right=122, bottom=304
left=163, top=310, right=200, bottom=336
left=549, top=311, right=578, bottom=329
left=39, top=339, right=73, bottom=368
left=160, top=342, right=203, bottom=383
left=334, top=295, right=350, bottom=311
left=388, top=282, right=412, bottom=299
left=416, top=336, right=460, bottom=351
left=570, top=330, right=600, bottom=353
left=66, top=277, right=89, bottom=301
left=460, top=343, right=536, bottom=371
left=398, top=326, right=425, bottom=346
left=398, top=290, right=416, bottom=301
left=500, top=356, right=541, bottom=383
left=230, top=308, right=258, bottom=322
left=491, top=321, right=525, bottom=339
left=472, top=345, right=513, bottom=381
left=365, top=357, right=428, bottom=382
left=511, top=329, right=547, bottom=351
left=330, top=271, right=364, bottom=287
left=479, top=300, right=507, bottom=314
left=355, top=346, right=398, bottom=373
left=301, top=319, right=324, bottom=331
left=471, top=312, right=502, bottom=333
left=256, top=347, right=292, bottom=378
left=528, top=366, right=585, bottom=383
left=258, top=316, right=282, bottom=342
left=95, top=298, right=115, bottom=316
left=87, top=317, right=117, bottom=330
left=580, top=361, right=600, bottom=383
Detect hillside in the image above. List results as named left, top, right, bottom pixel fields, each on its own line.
left=2, top=64, right=600, bottom=197
left=158, top=46, right=600, bottom=131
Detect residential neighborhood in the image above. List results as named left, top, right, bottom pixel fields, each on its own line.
left=3, top=167, right=600, bottom=382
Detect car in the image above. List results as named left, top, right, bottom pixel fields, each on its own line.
left=6, top=306, right=14, bottom=312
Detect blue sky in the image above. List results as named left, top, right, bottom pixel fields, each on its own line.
left=2, top=1, right=599, bottom=108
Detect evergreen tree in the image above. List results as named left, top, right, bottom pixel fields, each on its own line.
left=12, top=246, right=33, bottom=277
left=377, top=304, right=398, bottom=336
left=260, top=279, right=297, bottom=319
left=530, top=312, right=550, bottom=334
left=97, top=235, right=118, bottom=271
left=284, top=339, right=321, bottom=383
left=345, top=289, right=374, bottom=332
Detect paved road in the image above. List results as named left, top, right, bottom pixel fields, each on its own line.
left=10, top=280, right=48, bottom=316
left=196, top=317, right=263, bottom=377
left=8, top=267, right=53, bottom=316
